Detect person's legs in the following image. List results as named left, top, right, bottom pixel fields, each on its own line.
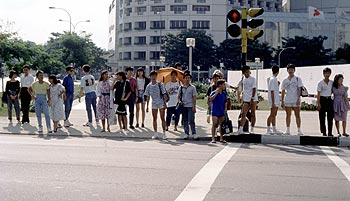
left=327, top=99, right=334, bottom=135
left=122, top=115, right=128, bottom=129
left=14, top=98, right=20, bottom=121
left=141, top=103, right=146, bottom=125
left=211, top=116, right=218, bottom=141
left=128, top=93, right=135, bottom=127
left=293, top=107, right=301, bottom=128
left=188, top=108, right=196, bottom=135
left=174, top=107, right=180, bottom=128
left=152, top=109, right=158, bottom=132
left=319, top=98, right=326, bottom=135
left=342, top=121, right=347, bottom=134
left=21, top=89, right=31, bottom=123
left=285, top=107, right=292, bottom=127
left=335, top=121, right=340, bottom=134
left=250, top=101, right=257, bottom=127
left=239, top=103, right=250, bottom=132
left=102, top=119, right=106, bottom=131
left=91, top=93, right=97, bottom=121
left=41, top=100, right=51, bottom=130
left=166, top=106, right=173, bottom=127
left=7, top=96, right=12, bottom=121
left=117, top=115, right=122, bottom=129
left=136, top=103, right=140, bottom=125
left=85, top=93, right=93, bottom=123
left=159, top=108, right=166, bottom=132
left=218, top=116, right=225, bottom=141
left=182, top=107, right=189, bottom=135
left=64, top=93, right=73, bottom=120
left=35, top=97, right=42, bottom=127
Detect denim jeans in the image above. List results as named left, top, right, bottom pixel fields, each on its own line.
left=64, top=93, right=74, bottom=120
left=181, top=107, right=196, bottom=135
left=128, top=92, right=135, bottom=126
left=35, top=94, right=51, bottom=129
left=7, top=95, right=20, bottom=121
left=85, top=92, right=97, bottom=123
left=166, top=106, right=180, bottom=127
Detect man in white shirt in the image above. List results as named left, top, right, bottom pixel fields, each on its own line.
left=281, top=64, right=303, bottom=135
left=165, top=70, right=180, bottom=131
left=316, top=67, right=334, bottom=136
left=238, top=66, right=258, bottom=134
left=20, top=64, right=34, bottom=124
left=266, top=65, right=281, bottom=134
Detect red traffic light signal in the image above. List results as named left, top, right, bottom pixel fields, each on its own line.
left=227, top=24, right=241, bottom=37
left=227, top=9, right=241, bottom=23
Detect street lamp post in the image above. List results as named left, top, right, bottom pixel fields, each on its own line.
left=49, top=7, right=72, bottom=33
left=278, top=47, right=296, bottom=67
left=197, top=66, right=200, bottom=82
left=186, top=38, right=195, bottom=74
left=159, top=56, right=165, bottom=68
left=59, top=19, right=90, bottom=32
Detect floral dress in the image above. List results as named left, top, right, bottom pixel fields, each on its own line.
left=97, top=81, right=112, bottom=120
left=50, top=84, right=65, bottom=121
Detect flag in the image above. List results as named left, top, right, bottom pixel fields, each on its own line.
left=308, top=6, right=324, bottom=19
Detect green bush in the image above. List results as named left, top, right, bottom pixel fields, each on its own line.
left=196, top=93, right=206, bottom=100
left=192, top=81, right=208, bottom=94
left=301, top=102, right=317, bottom=111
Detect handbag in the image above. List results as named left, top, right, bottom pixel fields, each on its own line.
left=1, top=94, right=7, bottom=105
left=175, top=86, right=183, bottom=111
left=296, top=77, right=309, bottom=97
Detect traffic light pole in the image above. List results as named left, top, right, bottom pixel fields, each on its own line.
left=241, top=7, right=247, bottom=67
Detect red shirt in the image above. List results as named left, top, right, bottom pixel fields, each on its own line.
left=128, top=77, right=137, bottom=93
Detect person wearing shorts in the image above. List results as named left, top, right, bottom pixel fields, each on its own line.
left=209, top=79, right=227, bottom=143
left=145, top=70, right=167, bottom=140
left=135, top=67, right=150, bottom=128
left=266, top=65, right=281, bottom=134
left=281, top=64, right=303, bottom=135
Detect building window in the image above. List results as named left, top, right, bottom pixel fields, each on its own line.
left=174, top=0, right=183, bottom=3
left=136, top=0, right=145, bottom=5
left=197, top=0, right=206, bottom=3
left=118, top=38, right=123, bottom=46
left=150, top=36, right=161, bottom=44
left=126, top=0, right=132, bottom=6
left=134, top=36, right=146, bottom=45
left=125, top=8, right=132, bottom=16
left=119, top=52, right=123, bottom=60
left=134, top=51, right=146, bottom=60
left=135, top=21, right=146, bottom=30
left=170, top=20, right=187, bottom=29
left=192, top=5, right=210, bottom=14
left=136, top=6, right=146, bottom=15
left=150, top=51, right=160, bottom=60
left=151, top=6, right=166, bottom=13
left=150, top=21, right=165, bottom=29
left=124, top=22, right=132, bottom=31
left=151, top=0, right=162, bottom=3
left=124, top=37, right=132, bottom=45
left=124, top=52, right=132, bottom=60
left=170, top=5, right=187, bottom=14
left=192, top=20, right=210, bottom=29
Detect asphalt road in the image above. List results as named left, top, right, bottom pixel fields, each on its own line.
left=0, top=135, right=350, bottom=201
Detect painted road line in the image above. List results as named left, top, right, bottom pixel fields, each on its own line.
left=321, top=146, right=350, bottom=182
left=175, top=143, right=241, bottom=201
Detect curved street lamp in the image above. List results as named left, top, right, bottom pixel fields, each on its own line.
left=59, top=19, right=90, bottom=32
left=49, top=6, right=72, bottom=33
left=278, top=47, right=296, bottom=67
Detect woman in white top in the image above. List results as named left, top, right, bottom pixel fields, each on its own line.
left=281, top=64, right=303, bottom=135
left=135, top=68, right=150, bottom=128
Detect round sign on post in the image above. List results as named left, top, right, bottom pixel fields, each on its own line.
left=227, top=9, right=241, bottom=23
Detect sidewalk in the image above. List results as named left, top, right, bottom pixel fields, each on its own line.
left=0, top=99, right=349, bottom=146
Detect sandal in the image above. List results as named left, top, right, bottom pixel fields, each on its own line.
left=220, top=140, right=227, bottom=144
left=101, top=129, right=106, bottom=132
left=343, top=133, right=349, bottom=137
left=107, top=126, right=111, bottom=132
left=211, top=140, right=216, bottom=143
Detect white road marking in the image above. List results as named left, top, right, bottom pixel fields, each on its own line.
left=321, top=146, right=350, bottom=182
left=175, top=143, right=241, bottom=201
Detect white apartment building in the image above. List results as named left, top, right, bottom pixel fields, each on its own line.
left=107, top=0, right=282, bottom=70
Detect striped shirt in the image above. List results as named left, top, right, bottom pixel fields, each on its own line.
left=144, top=82, right=166, bottom=108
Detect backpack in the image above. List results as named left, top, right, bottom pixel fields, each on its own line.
left=296, top=77, right=309, bottom=97
left=221, top=113, right=233, bottom=134
left=158, top=82, right=169, bottom=102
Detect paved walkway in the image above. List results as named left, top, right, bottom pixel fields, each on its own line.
left=0, top=98, right=348, bottom=139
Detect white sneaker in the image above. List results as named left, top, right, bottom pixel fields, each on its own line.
left=266, top=130, right=273, bottom=135
left=250, top=127, right=255, bottom=134
left=297, top=130, right=303, bottom=136
left=83, top=122, right=92, bottom=127
left=162, top=132, right=167, bottom=140
left=193, top=134, right=199, bottom=140
left=38, top=126, right=43, bottom=133
left=237, top=128, right=244, bottom=135
left=64, top=120, right=70, bottom=127
left=183, top=134, right=189, bottom=140
left=152, top=133, right=159, bottom=139
left=283, top=130, right=291, bottom=135
left=48, top=128, right=53, bottom=133
left=67, top=120, right=73, bottom=126
left=273, top=129, right=282, bottom=135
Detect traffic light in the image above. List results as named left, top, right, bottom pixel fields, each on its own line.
left=246, top=8, right=264, bottom=40
left=226, top=9, right=241, bottom=37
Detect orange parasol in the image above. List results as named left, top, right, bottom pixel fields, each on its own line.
left=157, top=67, right=184, bottom=85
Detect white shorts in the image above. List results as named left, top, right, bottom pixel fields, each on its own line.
left=284, top=102, right=300, bottom=108
left=152, top=102, right=165, bottom=109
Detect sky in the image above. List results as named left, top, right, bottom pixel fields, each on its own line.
left=0, top=0, right=111, bottom=49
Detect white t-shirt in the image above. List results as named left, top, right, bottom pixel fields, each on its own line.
left=137, top=78, right=145, bottom=91
left=242, top=76, right=258, bottom=102
left=80, top=74, right=96, bottom=94
left=317, top=79, right=333, bottom=97
left=20, top=74, right=34, bottom=88
left=281, top=76, right=303, bottom=104
left=268, top=76, right=280, bottom=107
left=166, top=81, right=180, bottom=107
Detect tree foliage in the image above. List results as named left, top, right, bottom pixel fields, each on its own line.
left=335, top=43, right=350, bottom=63
left=278, top=35, right=331, bottom=67
left=162, top=29, right=217, bottom=71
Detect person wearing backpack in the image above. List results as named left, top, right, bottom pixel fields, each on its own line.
left=165, top=70, right=180, bottom=131
left=145, top=70, right=168, bottom=140
left=178, top=72, right=198, bottom=140
left=281, top=64, right=303, bottom=135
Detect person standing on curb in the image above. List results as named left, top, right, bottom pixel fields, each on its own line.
left=145, top=70, right=167, bottom=140
left=209, top=79, right=227, bottom=143
left=332, top=74, right=349, bottom=137
left=20, top=64, right=34, bottom=124
left=316, top=68, right=334, bottom=136
left=5, top=70, right=21, bottom=123
left=237, top=66, right=258, bottom=134
left=96, top=70, right=113, bottom=132
left=178, top=71, right=198, bottom=140
left=113, top=71, right=131, bottom=130
left=266, top=65, right=281, bottom=135
left=29, top=70, right=52, bottom=133
left=165, top=70, right=180, bottom=131
left=206, top=73, right=220, bottom=124
left=125, top=67, right=138, bottom=129
left=48, top=75, right=65, bottom=133
left=281, top=64, right=303, bottom=135
left=135, top=67, right=149, bottom=128
left=62, top=66, right=74, bottom=127
left=79, top=65, right=98, bottom=127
